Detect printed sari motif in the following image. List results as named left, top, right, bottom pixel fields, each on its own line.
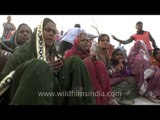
left=2, top=22, right=15, bottom=41
left=109, top=48, right=136, bottom=105
left=127, top=40, right=160, bottom=103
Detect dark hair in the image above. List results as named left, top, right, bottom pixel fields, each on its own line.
left=112, top=48, right=122, bottom=56
left=111, top=48, right=125, bottom=65
left=17, top=23, right=32, bottom=34
left=43, top=18, right=56, bottom=29
left=136, top=21, right=143, bottom=25
left=31, top=18, right=56, bottom=46
left=98, top=34, right=110, bottom=42
left=15, top=23, right=32, bottom=45
left=74, top=24, right=81, bottom=28
left=153, top=48, right=160, bottom=57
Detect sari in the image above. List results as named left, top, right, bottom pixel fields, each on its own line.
left=0, top=18, right=95, bottom=105
left=128, top=40, right=160, bottom=103
left=94, top=46, right=136, bottom=105
left=109, top=49, right=136, bottom=105
left=65, top=38, right=112, bottom=105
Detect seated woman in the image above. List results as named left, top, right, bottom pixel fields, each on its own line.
left=64, top=32, right=118, bottom=105
left=150, top=48, right=160, bottom=68
left=0, top=23, right=32, bottom=73
left=92, top=34, right=136, bottom=105
left=0, top=18, right=95, bottom=105
left=92, top=34, right=114, bottom=69
left=109, top=48, right=136, bottom=105
left=127, top=40, right=160, bottom=103
left=1, top=23, right=32, bottom=50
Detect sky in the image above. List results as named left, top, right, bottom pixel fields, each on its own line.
left=1, top=15, right=160, bottom=54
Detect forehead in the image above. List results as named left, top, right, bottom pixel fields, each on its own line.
left=100, top=35, right=109, bottom=40
left=114, top=51, right=123, bottom=55
left=44, top=22, right=56, bottom=29
left=78, top=33, right=89, bottom=39
left=79, top=34, right=89, bottom=39
left=136, top=23, right=143, bottom=26
left=19, top=25, right=30, bottom=30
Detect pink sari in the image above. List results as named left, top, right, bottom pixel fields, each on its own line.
left=127, top=40, right=160, bottom=102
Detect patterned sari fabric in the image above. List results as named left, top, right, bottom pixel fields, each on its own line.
left=150, top=55, right=160, bottom=68
left=94, top=45, right=113, bottom=69
left=111, top=77, right=136, bottom=105
left=109, top=49, right=137, bottom=105
left=110, top=71, right=137, bottom=105
left=93, top=45, right=136, bottom=105
left=127, top=40, right=160, bottom=103
left=65, top=37, right=112, bottom=105
left=2, top=22, right=15, bottom=41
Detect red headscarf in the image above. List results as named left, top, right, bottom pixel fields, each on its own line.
left=64, top=33, right=90, bottom=60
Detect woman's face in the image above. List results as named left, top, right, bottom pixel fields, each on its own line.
left=113, top=51, right=123, bottom=62
left=155, top=50, right=160, bottom=61
left=78, top=34, right=90, bottom=50
left=98, top=35, right=110, bottom=49
left=43, top=22, right=57, bottom=48
left=17, top=24, right=32, bottom=45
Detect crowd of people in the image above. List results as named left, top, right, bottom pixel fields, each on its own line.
left=0, top=16, right=160, bottom=105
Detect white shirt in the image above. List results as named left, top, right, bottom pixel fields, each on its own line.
left=61, top=27, right=85, bottom=44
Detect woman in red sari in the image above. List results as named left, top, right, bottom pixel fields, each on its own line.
left=127, top=40, right=160, bottom=103
left=64, top=32, right=118, bottom=105
left=93, top=34, right=136, bottom=105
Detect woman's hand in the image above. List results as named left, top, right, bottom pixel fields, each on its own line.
left=89, top=53, right=97, bottom=61
left=84, top=53, right=98, bottom=61
left=48, top=57, right=64, bottom=74
left=114, top=63, right=124, bottom=73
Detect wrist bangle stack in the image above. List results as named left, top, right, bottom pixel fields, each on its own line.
left=108, top=69, right=113, bottom=75
left=112, top=68, right=116, bottom=74
left=109, top=68, right=116, bottom=75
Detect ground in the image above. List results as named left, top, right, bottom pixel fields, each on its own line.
left=134, top=96, right=160, bottom=105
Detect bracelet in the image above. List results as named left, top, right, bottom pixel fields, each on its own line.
left=109, top=69, right=113, bottom=75
left=112, top=68, right=116, bottom=74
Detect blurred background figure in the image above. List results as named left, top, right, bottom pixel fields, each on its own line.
left=112, top=21, right=158, bottom=56
left=58, top=23, right=86, bottom=56
left=1, top=16, right=16, bottom=41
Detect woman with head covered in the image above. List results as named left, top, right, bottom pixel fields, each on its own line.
left=0, top=23, right=32, bottom=73
left=0, top=18, right=95, bottom=105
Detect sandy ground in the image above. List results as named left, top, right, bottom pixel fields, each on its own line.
left=134, top=96, right=160, bottom=105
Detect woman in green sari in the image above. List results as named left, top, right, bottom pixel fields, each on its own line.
left=0, top=18, right=95, bottom=105
left=0, top=23, right=32, bottom=73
